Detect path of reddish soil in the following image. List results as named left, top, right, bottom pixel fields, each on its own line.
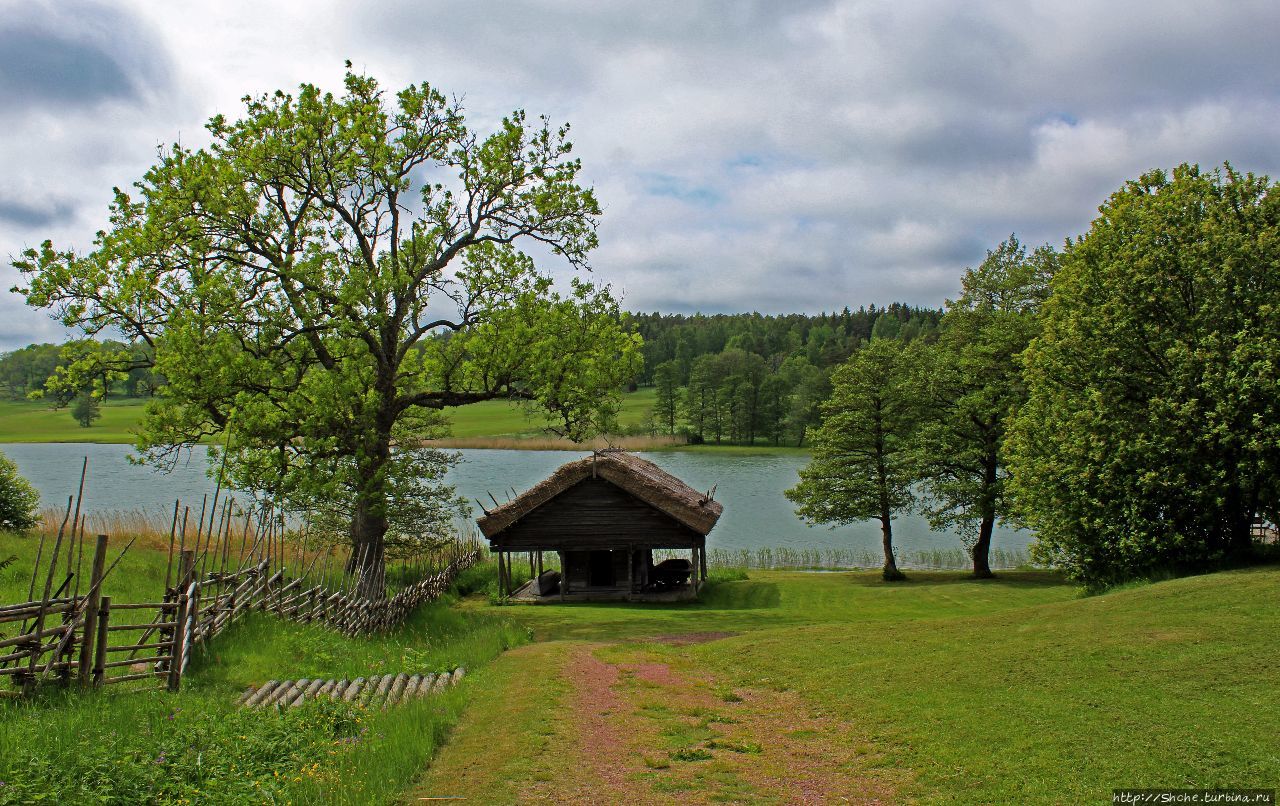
left=527, top=640, right=901, bottom=804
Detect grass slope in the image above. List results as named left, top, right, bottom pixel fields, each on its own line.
left=454, top=568, right=1280, bottom=803
left=0, top=399, right=151, bottom=444
left=0, top=533, right=528, bottom=804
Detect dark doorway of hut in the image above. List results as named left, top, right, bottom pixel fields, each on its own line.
left=477, top=451, right=723, bottom=604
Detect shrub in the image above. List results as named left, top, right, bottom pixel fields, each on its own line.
left=0, top=451, right=38, bottom=531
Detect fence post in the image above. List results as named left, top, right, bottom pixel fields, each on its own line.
left=78, top=535, right=109, bottom=685
left=168, top=590, right=188, bottom=692
left=177, top=550, right=195, bottom=590
left=92, top=596, right=110, bottom=686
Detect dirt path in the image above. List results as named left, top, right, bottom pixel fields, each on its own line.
left=539, top=640, right=899, bottom=804
left=415, top=635, right=901, bottom=804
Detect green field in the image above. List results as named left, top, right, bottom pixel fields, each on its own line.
left=2, top=528, right=1275, bottom=803
left=0, top=391, right=808, bottom=453
left=0, top=391, right=659, bottom=444
left=0, top=398, right=153, bottom=443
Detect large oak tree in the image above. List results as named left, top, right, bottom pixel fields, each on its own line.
left=14, top=67, right=640, bottom=595
left=1007, top=164, right=1280, bottom=584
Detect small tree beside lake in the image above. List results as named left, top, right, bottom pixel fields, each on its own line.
left=911, top=235, right=1055, bottom=578
left=786, top=338, right=919, bottom=580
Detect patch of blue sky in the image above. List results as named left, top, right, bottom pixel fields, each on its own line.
left=639, top=172, right=722, bottom=206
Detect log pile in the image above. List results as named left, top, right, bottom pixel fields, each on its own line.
left=236, top=667, right=466, bottom=709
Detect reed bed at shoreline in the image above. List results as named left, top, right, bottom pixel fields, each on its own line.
left=417, top=433, right=688, bottom=451
left=654, top=545, right=1032, bottom=572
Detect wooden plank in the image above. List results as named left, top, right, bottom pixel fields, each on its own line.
left=106, top=621, right=178, bottom=633
left=102, top=671, right=166, bottom=685
left=104, top=642, right=170, bottom=654
left=0, top=623, right=72, bottom=651
left=101, top=656, right=169, bottom=670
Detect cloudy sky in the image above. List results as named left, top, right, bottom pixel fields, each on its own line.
left=1, top=0, right=1277, bottom=351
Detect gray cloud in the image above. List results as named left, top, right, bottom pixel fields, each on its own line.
left=0, top=198, right=77, bottom=229
left=0, top=29, right=135, bottom=106
left=0, top=1, right=171, bottom=110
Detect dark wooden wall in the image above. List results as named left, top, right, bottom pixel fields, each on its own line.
left=490, top=477, right=704, bottom=550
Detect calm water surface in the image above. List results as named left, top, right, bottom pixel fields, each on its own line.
left=0, top=443, right=1032, bottom=556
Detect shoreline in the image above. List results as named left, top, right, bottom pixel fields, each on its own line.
left=0, top=435, right=810, bottom=456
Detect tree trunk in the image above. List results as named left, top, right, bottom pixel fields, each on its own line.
left=972, top=513, right=995, bottom=579
left=880, top=513, right=905, bottom=581
left=347, top=499, right=388, bottom=599
left=972, top=454, right=998, bottom=579
left=345, top=426, right=393, bottom=599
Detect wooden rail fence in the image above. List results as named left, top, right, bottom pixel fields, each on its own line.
left=2, top=491, right=481, bottom=698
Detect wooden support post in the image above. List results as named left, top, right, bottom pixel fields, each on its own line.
left=177, top=550, right=195, bottom=589
left=78, top=534, right=109, bottom=685
left=92, top=597, right=110, bottom=686
left=168, top=590, right=188, bottom=692
left=558, top=551, right=567, bottom=601
left=700, top=540, right=708, bottom=582
left=626, top=547, right=634, bottom=601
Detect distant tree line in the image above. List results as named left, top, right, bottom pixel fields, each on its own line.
left=0, top=340, right=160, bottom=402
left=790, top=164, right=1280, bottom=587
left=633, top=306, right=942, bottom=446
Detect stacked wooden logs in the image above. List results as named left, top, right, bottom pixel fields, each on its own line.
left=236, top=668, right=466, bottom=709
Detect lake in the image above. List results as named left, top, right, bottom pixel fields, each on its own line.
left=0, top=443, right=1032, bottom=560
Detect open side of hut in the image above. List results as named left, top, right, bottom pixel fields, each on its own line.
left=476, top=450, right=723, bottom=602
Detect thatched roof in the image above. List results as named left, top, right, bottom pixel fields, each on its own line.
left=476, top=450, right=723, bottom=538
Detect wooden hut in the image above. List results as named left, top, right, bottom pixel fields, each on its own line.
left=477, top=450, right=723, bottom=602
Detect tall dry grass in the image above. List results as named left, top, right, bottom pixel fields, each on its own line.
left=419, top=434, right=687, bottom=451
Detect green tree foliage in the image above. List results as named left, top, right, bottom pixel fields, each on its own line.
left=0, top=450, right=39, bottom=531
left=69, top=393, right=101, bottom=428
left=13, top=67, right=640, bottom=594
left=645, top=307, right=937, bottom=446
left=0, top=343, right=62, bottom=399
left=683, top=354, right=720, bottom=443
left=653, top=360, right=679, bottom=434
left=1007, top=164, right=1280, bottom=584
left=912, top=236, right=1055, bottom=577
left=786, top=339, right=919, bottom=580
left=0, top=341, right=159, bottom=402
left=631, top=305, right=941, bottom=385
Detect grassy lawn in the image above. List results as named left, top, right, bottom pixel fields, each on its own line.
left=8, top=525, right=1269, bottom=803
left=0, top=398, right=149, bottom=443
left=440, top=568, right=1280, bottom=803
